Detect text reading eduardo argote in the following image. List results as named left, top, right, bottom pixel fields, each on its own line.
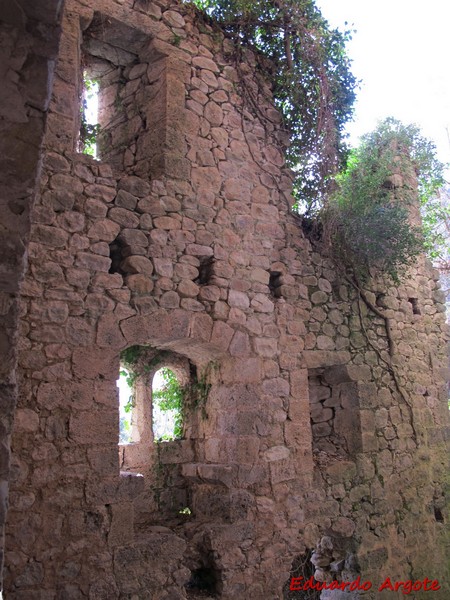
left=290, top=575, right=441, bottom=595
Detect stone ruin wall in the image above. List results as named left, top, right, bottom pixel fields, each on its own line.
left=0, top=0, right=64, bottom=590
left=2, top=0, right=450, bottom=598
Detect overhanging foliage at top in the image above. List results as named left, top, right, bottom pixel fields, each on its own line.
left=190, top=0, right=357, bottom=213
left=322, top=118, right=446, bottom=282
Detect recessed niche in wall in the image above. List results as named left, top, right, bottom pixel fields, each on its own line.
left=408, top=297, right=421, bottom=315
left=308, top=366, right=362, bottom=457
left=80, top=13, right=148, bottom=167
left=269, top=271, right=282, bottom=297
left=195, top=257, right=215, bottom=285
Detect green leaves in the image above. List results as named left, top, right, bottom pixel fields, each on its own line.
left=188, top=0, right=357, bottom=213
left=153, top=368, right=184, bottom=440
left=80, top=73, right=100, bottom=157
left=324, top=118, right=443, bottom=282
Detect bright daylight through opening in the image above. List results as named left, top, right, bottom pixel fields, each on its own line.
left=80, top=73, right=99, bottom=158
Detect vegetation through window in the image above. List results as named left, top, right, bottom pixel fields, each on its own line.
left=79, top=72, right=100, bottom=158
left=152, top=368, right=184, bottom=441
left=117, top=367, right=134, bottom=444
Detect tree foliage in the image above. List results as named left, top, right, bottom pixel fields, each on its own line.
left=190, top=0, right=357, bottom=213
left=322, top=118, right=446, bottom=282
left=79, top=74, right=100, bottom=157
left=152, top=368, right=184, bottom=440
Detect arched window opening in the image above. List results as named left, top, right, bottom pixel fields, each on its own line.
left=152, top=368, right=184, bottom=442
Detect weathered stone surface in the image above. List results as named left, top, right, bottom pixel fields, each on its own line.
left=118, top=228, right=148, bottom=247
left=118, top=176, right=151, bottom=197
left=153, top=257, right=173, bottom=278
left=228, top=289, right=249, bottom=309
left=3, top=3, right=449, bottom=600
left=108, top=207, right=140, bottom=228
left=120, top=256, right=153, bottom=276
left=125, top=274, right=154, bottom=294
left=97, top=314, right=126, bottom=349
left=75, top=252, right=111, bottom=272
left=14, top=409, right=40, bottom=433
left=85, top=184, right=116, bottom=202
left=87, top=219, right=120, bottom=242
left=178, top=280, right=199, bottom=298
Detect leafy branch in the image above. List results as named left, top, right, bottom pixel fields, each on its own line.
left=321, top=118, right=444, bottom=283
left=189, top=0, right=357, bottom=213
left=79, top=73, right=100, bottom=157
left=153, top=368, right=184, bottom=440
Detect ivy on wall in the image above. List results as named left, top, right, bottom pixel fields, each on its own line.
left=190, top=0, right=357, bottom=213
left=322, top=118, right=445, bottom=283
left=189, top=2, right=448, bottom=279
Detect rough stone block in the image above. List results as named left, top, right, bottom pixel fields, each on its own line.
left=228, top=289, right=249, bottom=309
left=108, top=502, right=134, bottom=548
left=221, top=358, right=263, bottom=384
left=69, top=407, right=118, bottom=445
left=96, top=314, right=126, bottom=349
left=269, top=458, right=295, bottom=484
left=14, top=409, right=39, bottom=433
left=125, top=274, right=154, bottom=294
left=121, top=256, right=154, bottom=276
left=189, top=313, right=213, bottom=343
left=210, top=321, right=234, bottom=352
left=75, top=252, right=111, bottom=272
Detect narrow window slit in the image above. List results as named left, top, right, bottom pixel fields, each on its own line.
left=408, top=297, right=421, bottom=315
left=195, top=257, right=214, bottom=285
left=79, top=71, right=100, bottom=158
left=269, top=271, right=282, bottom=297
left=434, top=506, right=444, bottom=523
left=109, top=238, right=126, bottom=275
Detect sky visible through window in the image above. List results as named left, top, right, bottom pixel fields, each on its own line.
left=82, top=75, right=99, bottom=158
left=117, top=368, right=177, bottom=443
left=316, top=0, right=450, bottom=178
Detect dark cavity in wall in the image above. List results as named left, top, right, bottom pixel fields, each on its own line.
left=408, top=297, right=421, bottom=315
left=186, top=565, right=221, bottom=597
left=195, top=257, right=214, bottom=285
left=308, top=366, right=362, bottom=458
left=283, top=550, right=320, bottom=600
left=434, top=506, right=444, bottom=522
left=269, top=271, right=282, bottom=297
left=109, top=237, right=127, bottom=275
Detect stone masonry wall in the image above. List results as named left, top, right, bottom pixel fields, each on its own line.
left=0, top=0, right=63, bottom=591
left=3, top=0, right=450, bottom=598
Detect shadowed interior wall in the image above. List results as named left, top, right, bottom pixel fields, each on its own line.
left=0, top=0, right=63, bottom=590
left=1, top=1, right=449, bottom=599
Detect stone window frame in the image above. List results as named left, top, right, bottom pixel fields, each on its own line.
left=78, top=12, right=190, bottom=178
left=79, top=12, right=147, bottom=164
left=119, top=348, right=191, bottom=477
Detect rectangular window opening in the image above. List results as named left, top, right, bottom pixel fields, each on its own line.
left=79, top=71, right=100, bottom=158
left=408, top=297, right=421, bottom=315
left=117, top=366, right=136, bottom=445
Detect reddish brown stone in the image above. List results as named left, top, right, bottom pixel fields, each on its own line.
left=121, top=256, right=154, bottom=276
left=125, top=274, right=154, bottom=294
